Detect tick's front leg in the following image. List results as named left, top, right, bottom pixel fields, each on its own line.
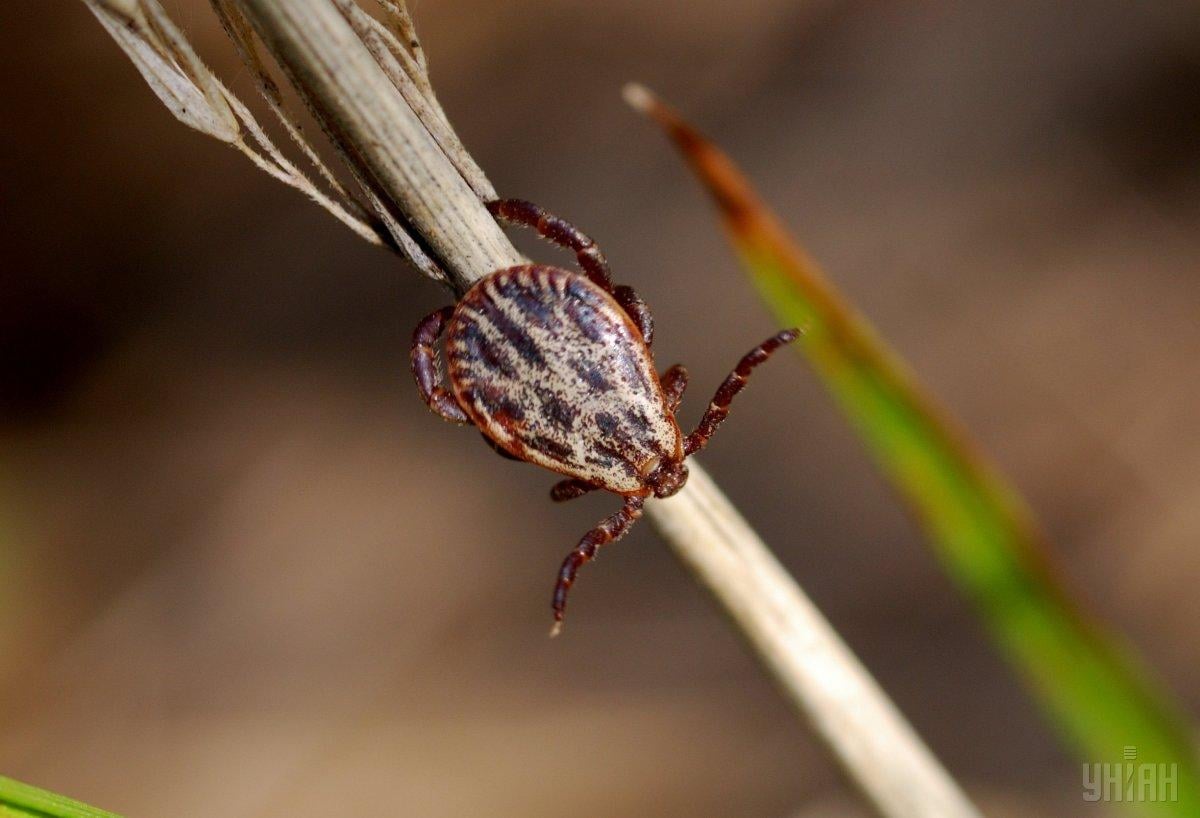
left=614, top=285, right=654, bottom=346
left=660, top=364, right=689, bottom=414
left=684, top=328, right=799, bottom=455
left=551, top=494, right=646, bottom=635
left=487, top=199, right=614, bottom=291
left=486, top=198, right=654, bottom=343
left=411, top=306, right=473, bottom=425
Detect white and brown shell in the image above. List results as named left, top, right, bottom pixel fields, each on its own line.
left=445, top=265, right=683, bottom=494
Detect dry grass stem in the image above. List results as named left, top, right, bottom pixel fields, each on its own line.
left=83, top=0, right=984, bottom=815
left=329, top=0, right=496, bottom=200
left=83, top=0, right=387, bottom=247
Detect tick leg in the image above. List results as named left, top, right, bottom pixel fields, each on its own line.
left=411, top=306, right=472, bottom=425
left=660, top=364, right=689, bottom=414
left=684, top=329, right=799, bottom=455
left=484, top=200, right=657, bottom=343
left=550, top=478, right=597, bottom=502
left=487, top=199, right=656, bottom=344
left=614, top=285, right=654, bottom=346
left=551, top=494, right=646, bottom=635
left=487, top=199, right=613, bottom=291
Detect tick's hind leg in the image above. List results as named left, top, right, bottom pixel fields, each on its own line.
left=551, top=495, right=646, bottom=635
left=684, top=329, right=799, bottom=455
left=411, top=306, right=472, bottom=425
left=487, top=199, right=654, bottom=345
left=550, top=478, right=597, bottom=502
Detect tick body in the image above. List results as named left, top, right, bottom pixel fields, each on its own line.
left=411, top=199, right=798, bottom=633
left=448, top=266, right=680, bottom=494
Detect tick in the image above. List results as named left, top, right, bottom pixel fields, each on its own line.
left=411, top=199, right=798, bottom=633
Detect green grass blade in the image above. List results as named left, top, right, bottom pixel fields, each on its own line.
left=626, top=84, right=1199, bottom=815
left=0, top=778, right=121, bottom=818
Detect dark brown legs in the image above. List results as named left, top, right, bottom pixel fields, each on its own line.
left=614, top=284, right=654, bottom=346
left=550, top=478, right=597, bottom=502
left=487, top=199, right=612, bottom=288
left=551, top=494, right=646, bottom=635
left=487, top=199, right=654, bottom=345
left=411, top=306, right=473, bottom=424
left=660, top=364, right=689, bottom=413
left=684, top=329, right=799, bottom=455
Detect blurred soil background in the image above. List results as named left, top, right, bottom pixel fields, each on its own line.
left=1, top=1, right=1199, bottom=816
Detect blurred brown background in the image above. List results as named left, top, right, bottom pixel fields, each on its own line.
left=2, top=1, right=1199, bottom=816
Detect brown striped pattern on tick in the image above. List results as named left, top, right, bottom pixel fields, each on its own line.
left=446, top=265, right=682, bottom=494
left=410, top=198, right=799, bottom=631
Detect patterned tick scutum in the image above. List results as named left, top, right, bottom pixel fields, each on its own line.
left=447, top=266, right=681, bottom=495
left=410, top=199, right=799, bottom=633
